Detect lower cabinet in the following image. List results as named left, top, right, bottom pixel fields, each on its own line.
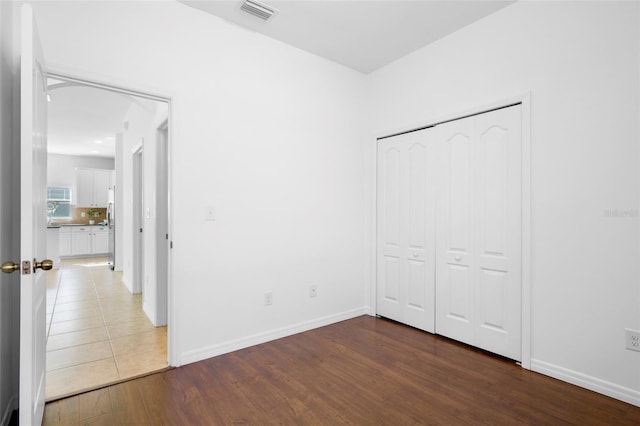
left=92, top=226, right=109, bottom=253
left=59, top=227, right=72, bottom=257
left=61, top=225, right=109, bottom=257
left=71, top=227, right=91, bottom=255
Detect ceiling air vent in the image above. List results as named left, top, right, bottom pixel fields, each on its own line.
left=240, top=0, right=277, bottom=21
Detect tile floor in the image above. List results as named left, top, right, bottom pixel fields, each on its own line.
left=45, top=257, right=167, bottom=400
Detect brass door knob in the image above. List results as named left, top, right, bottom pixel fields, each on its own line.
left=33, top=259, right=53, bottom=273
left=1, top=261, right=19, bottom=274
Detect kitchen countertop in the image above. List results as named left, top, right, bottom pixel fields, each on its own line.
left=50, top=223, right=108, bottom=227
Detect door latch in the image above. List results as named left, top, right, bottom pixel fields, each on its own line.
left=22, top=260, right=31, bottom=275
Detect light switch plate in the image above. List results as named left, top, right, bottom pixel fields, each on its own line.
left=205, top=206, right=216, bottom=221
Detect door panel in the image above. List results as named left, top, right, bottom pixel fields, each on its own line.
left=20, top=4, right=48, bottom=425
left=436, top=105, right=522, bottom=360
left=446, top=132, right=471, bottom=254
left=383, top=256, right=400, bottom=302
left=377, top=130, right=435, bottom=332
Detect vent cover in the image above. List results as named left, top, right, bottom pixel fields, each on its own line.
left=240, top=0, right=277, bottom=21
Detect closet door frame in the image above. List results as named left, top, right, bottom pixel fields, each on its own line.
left=370, top=93, right=532, bottom=369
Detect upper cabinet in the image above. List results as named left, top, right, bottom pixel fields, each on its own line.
left=76, top=168, right=113, bottom=207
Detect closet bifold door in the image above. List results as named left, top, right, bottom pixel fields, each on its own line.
left=376, top=129, right=436, bottom=333
left=435, top=105, right=522, bottom=361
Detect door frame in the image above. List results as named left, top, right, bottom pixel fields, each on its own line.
left=132, top=144, right=144, bottom=296
left=45, top=68, right=178, bottom=366
left=154, top=120, right=169, bottom=326
left=369, top=93, right=532, bottom=369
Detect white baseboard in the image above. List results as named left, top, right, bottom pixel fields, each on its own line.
left=1, top=395, right=17, bottom=426
left=531, top=358, right=640, bottom=407
left=180, top=307, right=369, bottom=366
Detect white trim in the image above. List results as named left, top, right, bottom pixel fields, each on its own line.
left=43, top=67, right=177, bottom=367
left=46, top=62, right=174, bottom=102
left=179, top=307, right=369, bottom=366
left=370, top=93, right=533, bottom=369
left=531, top=359, right=640, bottom=407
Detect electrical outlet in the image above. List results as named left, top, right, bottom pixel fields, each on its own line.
left=625, top=328, right=640, bottom=352
left=264, top=291, right=273, bottom=306
left=309, top=285, right=318, bottom=298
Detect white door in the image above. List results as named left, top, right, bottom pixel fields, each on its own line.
left=435, top=105, right=522, bottom=360
left=377, top=129, right=436, bottom=332
left=20, top=4, right=49, bottom=425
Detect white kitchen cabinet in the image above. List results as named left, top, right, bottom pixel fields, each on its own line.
left=92, top=226, right=109, bottom=254
left=46, top=227, right=61, bottom=268
left=59, top=227, right=71, bottom=257
left=71, top=226, right=91, bottom=255
left=76, top=168, right=113, bottom=207
left=64, top=225, right=109, bottom=257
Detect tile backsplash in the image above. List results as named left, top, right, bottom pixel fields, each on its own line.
left=52, top=207, right=107, bottom=225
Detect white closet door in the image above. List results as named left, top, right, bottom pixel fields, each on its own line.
left=435, top=105, right=522, bottom=360
left=377, top=129, right=436, bottom=332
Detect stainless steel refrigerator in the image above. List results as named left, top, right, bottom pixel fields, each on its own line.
left=107, top=187, right=116, bottom=270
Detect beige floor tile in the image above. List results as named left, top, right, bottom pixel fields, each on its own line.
left=46, top=327, right=109, bottom=352
left=46, top=358, right=119, bottom=400
left=107, top=319, right=156, bottom=339
left=49, top=316, right=105, bottom=336
left=115, top=351, right=168, bottom=379
left=56, top=286, right=96, bottom=297
left=53, top=299, right=100, bottom=313
left=51, top=307, right=101, bottom=323
left=95, top=289, right=131, bottom=300
left=58, top=281, right=94, bottom=289
left=46, top=256, right=167, bottom=400
left=102, top=311, right=149, bottom=326
left=55, top=292, right=97, bottom=304
left=110, top=328, right=167, bottom=357
left=47, top=340, right=113, bottom=371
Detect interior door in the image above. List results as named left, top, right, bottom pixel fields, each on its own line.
left=376, top=129, right=436, bottom=332
left=435, top=105, right=522, bottom=360
left=20, top=4, right=49, bottom=424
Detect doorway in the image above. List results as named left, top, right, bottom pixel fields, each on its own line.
left=44, top=74, right=172, bottom=400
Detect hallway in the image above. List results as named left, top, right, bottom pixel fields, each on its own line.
left=45, top=257, right=167, bottom=400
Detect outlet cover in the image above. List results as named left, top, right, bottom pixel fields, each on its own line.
left=625, top=328, right=640, bottom=352
left=309, top=285, right=318, bottom=298
left=264, top=291, right=273, bottom=306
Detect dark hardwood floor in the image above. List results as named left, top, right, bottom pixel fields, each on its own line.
left=44, top=315, right=640, bottom=425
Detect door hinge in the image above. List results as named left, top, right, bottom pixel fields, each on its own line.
left=170, top=241, right=173, bottom=249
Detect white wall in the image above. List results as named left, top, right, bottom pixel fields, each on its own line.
left=0, top=1, right=19, bottom=422
left=119, top=99, right=167, bottom=324
left=31, top=0, right=368, bottom=364
left=367, top=1, right=640, bottom=405
left=47, top=154, right=114, bottom=204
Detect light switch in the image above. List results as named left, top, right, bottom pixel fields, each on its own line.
left=205, top=206, right=216, bottom=221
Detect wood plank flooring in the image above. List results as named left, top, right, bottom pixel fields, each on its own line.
left=44, top=315, right=640, bottom=425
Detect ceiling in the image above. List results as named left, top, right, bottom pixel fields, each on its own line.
left=47, top=79, right=161, bottom=158
left=178, top=0, right=515, bottom=74
left=47, top=79, right=133, bottom=158
left=48, top=1, right=514, bottom=157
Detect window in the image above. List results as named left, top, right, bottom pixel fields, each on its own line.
left=47, top=187, right=72, bottom=219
